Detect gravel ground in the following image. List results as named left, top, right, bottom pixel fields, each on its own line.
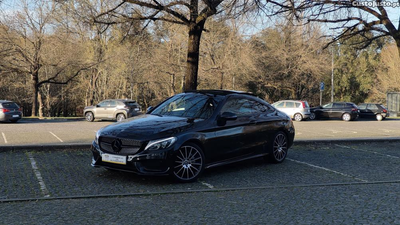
left=1, top=141, right=400, bottom=224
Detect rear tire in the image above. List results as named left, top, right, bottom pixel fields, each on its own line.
left=265, top=131, right=288, bottom=164
left=376, top=114, right=383, bottom=121
left=116, top=113, right=126, bottom=122
left=342, top=113, right=351, bottom=121
left=293, top=113, right=303, bottom=121
left=85, top=112, right=94, bottom=122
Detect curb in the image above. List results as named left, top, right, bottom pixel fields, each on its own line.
left=0, top=143, right=91, bottom=152
left=1, top=138, right=400, bottom=152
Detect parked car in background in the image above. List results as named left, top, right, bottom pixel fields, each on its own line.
left=272, top=100, right=311, bottom=121
left=0, top=100, right=22, bottom=122
left=310, top=102, right=359, bottom=121
left=358, top=103, right=389, bottom=121
left=91, top=90, right=295, bottom=182
left=84, top=99, right=141, bottom=122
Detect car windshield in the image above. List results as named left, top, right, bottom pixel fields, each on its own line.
left=151, top=93, right=221, bottom=119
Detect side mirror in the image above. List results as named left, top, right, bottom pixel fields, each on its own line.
left=146, top=106, right=153, bottom=113
left=217, top=112, right=237, bottom=126
left=96, top=105, right=100, bottom=107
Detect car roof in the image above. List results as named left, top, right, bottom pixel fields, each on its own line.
left=185, top=89, right=256, bottom=97
left=101, top=99, right=137, bottom=102
left=0, top=100, right=14, bottom=103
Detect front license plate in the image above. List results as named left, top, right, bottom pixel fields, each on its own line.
left=12, top=115, right=19, bottom=118
left=102, top=153, right=126, bottom=165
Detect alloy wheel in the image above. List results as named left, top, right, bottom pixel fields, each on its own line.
left=86, top=112, right=94, bottom=122
left=294, top=113, right=303, bottom=121
left=342, top=113, right=351, bottom=121
left=116, top=114, right=126, bottom=122
left=310, top=113, right=316, bottom=120
left=270, top=132, right=288, bottom=163
left=173, top=144, right=204, bottom=182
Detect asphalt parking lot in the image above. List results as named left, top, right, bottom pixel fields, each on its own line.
left=1, top=141, right=400, bottom=224
left=0, top=118, right=400, bottom=147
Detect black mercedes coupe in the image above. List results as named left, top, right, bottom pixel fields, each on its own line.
left=91, top=90, right=295, bottom=182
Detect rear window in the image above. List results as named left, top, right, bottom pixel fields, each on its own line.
left=125, top=102, right=138, bottom=107
left=2, top=102, right=19, bottom=109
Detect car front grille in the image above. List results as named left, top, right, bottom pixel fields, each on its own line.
left=99, top=137, right=142, bottom=154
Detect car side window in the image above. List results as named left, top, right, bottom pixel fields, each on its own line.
left=367, top=104, right=378, bottom=110
left=221, top=98, right=272, bottom=117
left=109, top=101, right=117, bottom=107
left=358, top=104, right=367, bottom=110
left=275, top=102, right=285, bottom=108
left=295, top=102, right=301, bottom=108
left=98, top=101, right=109, bottom=107
left=286, top=102, right=294, bottom=108
left=220, top=98, right=254, bottom=117
left=323, top=103, right=333, bottom=108
left=332, top=103, right=343, bottom=108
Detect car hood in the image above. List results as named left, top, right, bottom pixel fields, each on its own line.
left=99, top=114, right=197, bottom=140
left=84, top=106, right=95, bottom=110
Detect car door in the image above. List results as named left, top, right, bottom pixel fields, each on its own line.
left=358, top=104, right=368, bottom=117
left=366, top=104, right=378, bottom=117
left=208, top=97, right=260, bottom=161
left=320, top=103, right=333, bottom=118
left=331, top=103, right=345, bottom=118
left=95, top=100, right=110, bottom=118
left=284, top=101, right=295, bottom=118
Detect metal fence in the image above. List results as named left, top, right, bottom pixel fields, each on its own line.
left=387, top=92, right=400, bottom=117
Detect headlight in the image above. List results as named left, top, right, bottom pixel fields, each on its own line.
left=145, top=137, right=177, bottom=151
left=95, top=129, right=102, bottom=144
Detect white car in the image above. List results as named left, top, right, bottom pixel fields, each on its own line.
left=272, top=100, right=311, bottom=121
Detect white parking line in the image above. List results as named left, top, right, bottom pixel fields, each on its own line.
left=49, top=132, right=63, bottom=142
left=287, top=158, right=368, bottom=182
left=335, top=144, right=400, bottom=160
left=200, top=181, right=215, bottom=189
left=1, top=132, right=7, bottom=143
left=27, top=152, right=50, bottom=197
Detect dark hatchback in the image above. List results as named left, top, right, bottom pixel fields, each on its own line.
left=358, top=103, right=389, bottom=121
left=310, top=102, right=359, bottom=121
left=0, top=100, right=22, bottom=122
left=91, top=90, right=295, bottom=182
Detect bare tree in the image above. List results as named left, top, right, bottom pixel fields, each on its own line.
left=94, top=0, right=261, bottom=91
left=0, top=0, right=95, bottom=116
left=272, top=0, right=400, bottom=55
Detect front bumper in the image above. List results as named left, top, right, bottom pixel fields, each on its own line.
left=91, top=141, right=173, bottom=176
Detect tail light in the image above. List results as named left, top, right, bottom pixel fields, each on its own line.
left=2, top=108, right=10, bottom=113
left=351, top=108, right=358, bottom=112
left=18, top=108, right=22, bottom=111
left=301, top=101, right=306, bottom=108
left=383, top=109, right=387, bottom=113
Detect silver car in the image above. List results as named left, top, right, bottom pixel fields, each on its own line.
left=272, top=100, right=311, bottom=121
left=0, top=100, right=22, bottom=123
left=84, top=99, right=141, bottom=122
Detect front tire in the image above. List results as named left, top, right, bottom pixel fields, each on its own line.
left=171, top=143, right=205, bottom=182
left=309, top=112, right=316, bottom=120
left=85, top=112, right=94, bottom=122
left=265, top=132, right=288, bottom=163
left=342, top=113, right=351, bottom=121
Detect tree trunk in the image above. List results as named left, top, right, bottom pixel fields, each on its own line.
left=31, top=73, right=39, bottom=117
left=396, top=38, right=400, bottom=57
left=184, top=21, right=205, bottom=91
